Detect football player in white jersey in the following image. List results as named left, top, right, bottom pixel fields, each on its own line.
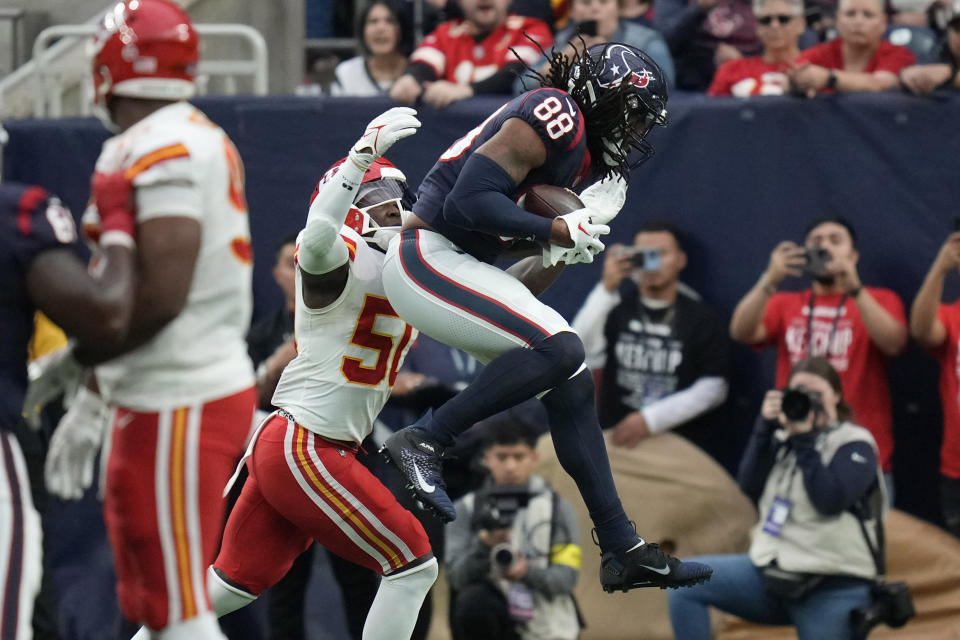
left=137, top=108, right=437, bottom=640
left=36, top=2, right=257, bottom=638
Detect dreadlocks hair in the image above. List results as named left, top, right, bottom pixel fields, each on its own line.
left=510, top=36, right=659, bottom=181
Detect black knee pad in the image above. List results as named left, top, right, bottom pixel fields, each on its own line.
left=535, top=331, right=585, bottom=378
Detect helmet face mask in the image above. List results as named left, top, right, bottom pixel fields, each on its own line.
left=313, top=158, right=413, bottom=249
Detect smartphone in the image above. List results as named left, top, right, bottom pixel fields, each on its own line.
left=624, top=247, right=661, bottom=271
left=576, top=20, right=598, bottom=37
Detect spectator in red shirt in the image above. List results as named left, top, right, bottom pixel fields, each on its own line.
left=788, top=0, right=916, bottom=95
left=390, top=0, right=553, bottom=107
left=900, top=2, right=960, bottom=93
left=909, top=231, right=960, bottom=538
left=708, top=0, right=806, bottom=95
left=730, top=217, right=908, bottom=495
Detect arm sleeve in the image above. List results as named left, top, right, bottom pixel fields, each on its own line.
left=523, top=496, right=580, bottom=597
left=792, top=436, right=878, bottom=515
left=405, top=61, right=439, bottom=84
left=297, top=158, right=367, bottom=275
left=127, top=143, right=202, bottom=222
left=442, top=152, right=554, bottom=242
left=642, top=376, right=729, bottom=433
left=444, top=498, right=493, bottom=591
left=9, top=186, right=81, bottom=268
left=471, top=62, right=527, bottom=94
left=737, top=416, right=780, bottom=502
left=571, top=283, right=621, bottom=369
left=410, top=29, right=448, bottom=79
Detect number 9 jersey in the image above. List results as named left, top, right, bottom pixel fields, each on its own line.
left=271, top=225, right=417, bottom=444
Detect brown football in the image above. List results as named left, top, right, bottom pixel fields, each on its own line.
left=518, top=185, right=584, bottom=219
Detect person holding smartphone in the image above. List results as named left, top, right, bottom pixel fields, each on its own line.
left=729, top=217, right=907, bottom=497
left=908, top=228, right=960, bottom=538
left=515, top=0, right=675, bottom=92
left=571, top=220, right=731, bottom=463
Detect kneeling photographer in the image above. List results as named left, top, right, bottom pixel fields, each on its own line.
left=445, top=411, right=582, bottom=640
left=667, top=357, right=913, bottom=640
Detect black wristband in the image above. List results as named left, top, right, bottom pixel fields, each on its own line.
left=826, top=70, right=838, bottom=90
left=850, top=284, right=864, bottom=298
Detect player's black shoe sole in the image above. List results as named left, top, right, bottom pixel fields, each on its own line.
left=599, top=537, right=713, bottom=593
left=380, top=414, right=455, bottom=523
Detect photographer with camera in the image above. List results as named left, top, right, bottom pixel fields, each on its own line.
left=571, top=221, right=731, bottom=465
left=668, top=357, right=911, bottom=640
left=445, top=411, right=582, bottom=640
left=730, top=217, right=907, bottom=496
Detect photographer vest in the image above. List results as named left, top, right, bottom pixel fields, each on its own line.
left=750, top=421, right=886, bottom=579
left=463, top=476, right=581, bottom=640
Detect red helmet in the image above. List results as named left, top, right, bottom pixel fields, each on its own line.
left=310, top=158, right=413, bottom=237
left=91, top=0, right=199, bottom=106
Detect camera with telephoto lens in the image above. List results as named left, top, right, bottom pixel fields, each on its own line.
left=489, top=542, right=516, bottom=576
left=471, top=484, right=532, bottom=532
left=781, top=386, right=823, bottom=421
left=802, top=247, right=832, bottom=279
left=850, top=581, right=915, bottom=640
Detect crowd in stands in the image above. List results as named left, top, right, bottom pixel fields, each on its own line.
left=308, top=0, right=960, bottom=97
left=10, top=2, right=960, bottom=640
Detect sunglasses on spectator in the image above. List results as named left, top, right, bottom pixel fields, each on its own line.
left=757, top=14, right=796, bottom=25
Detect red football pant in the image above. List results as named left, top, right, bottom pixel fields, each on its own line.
left=103, top=387, right=256, bottom=631
left=214, top=413, right=430, bottom=595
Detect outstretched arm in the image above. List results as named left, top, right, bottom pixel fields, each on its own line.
left=298, top=107, right=421, bottom=309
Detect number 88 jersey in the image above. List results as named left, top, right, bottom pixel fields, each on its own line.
left=413, top=87, right=591, bottom=264
left=271, top=226, right=417, bottom=444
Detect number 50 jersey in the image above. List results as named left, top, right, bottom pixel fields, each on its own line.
left=272, top=226, right=417, bottom=444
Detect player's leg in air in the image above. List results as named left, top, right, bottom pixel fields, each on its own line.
left=380, top=238, right=712, bottom=592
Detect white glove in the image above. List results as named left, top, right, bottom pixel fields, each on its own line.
left=45, top=386, right=112, bottom=500
left=348, top=107, right=421, bottom=169
left=542, top=208, right=610, bottom=267
left=578, top=177, right=628, bottom=225
left=23, top=343, right=82, bottom=430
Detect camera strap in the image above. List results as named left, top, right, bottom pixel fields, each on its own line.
left=851, top=487, right=886, bottom=577
left=804, top=292, right=849, bottom=359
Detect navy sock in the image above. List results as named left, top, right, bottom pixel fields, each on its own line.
left=541, top=370, right=634, bottom=552
left=422, top=332, right=585, bottom=447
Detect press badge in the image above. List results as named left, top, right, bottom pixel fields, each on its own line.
left=761, top=496, right=792, bottom=537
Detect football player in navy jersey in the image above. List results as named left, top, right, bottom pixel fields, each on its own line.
left=0, top=179, right=137, bottom=639
left=381, top=42, right=714, bottom=592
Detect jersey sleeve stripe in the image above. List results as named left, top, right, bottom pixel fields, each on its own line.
left=410, top=47, right=446, bottom=77
left=16, top=186, right=48, bottom=236
left=124, top=143, right=191, bottom=180
left=340, top=235, right=358, bottom=262
left=566, top=107, right=586, bottom=151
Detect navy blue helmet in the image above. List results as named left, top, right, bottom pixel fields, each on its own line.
left=568, top=43, right=669, bottom=175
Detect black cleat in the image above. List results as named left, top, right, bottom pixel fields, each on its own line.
left=380, top=414, right=455, bottom=523
left=599, top=537, right=713, bottom=593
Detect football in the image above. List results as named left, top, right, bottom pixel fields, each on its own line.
left=518, top=185, right=584, bottom=218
